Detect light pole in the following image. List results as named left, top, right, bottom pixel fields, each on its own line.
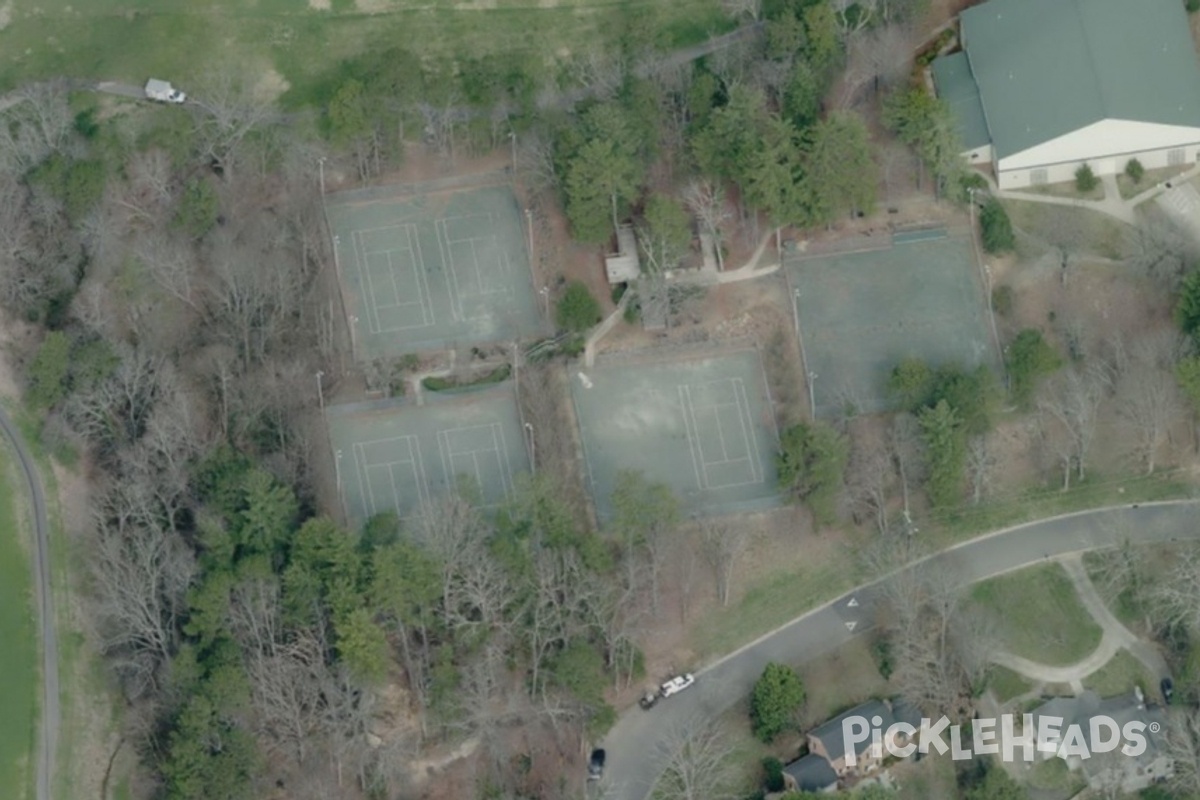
left=316, top=370, right=325, bottom=409
left=525, top=208, right=534, bottom=261
left=808, top=371, right=817, bottom=419
left=539, top=285, right=549, bottom=319
left=524, top=422, right=536, bottom=472
left=318, top=156, right=326, bottom=195
left=509, top=131, right=517, bottom=174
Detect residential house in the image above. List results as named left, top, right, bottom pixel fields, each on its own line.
left=782, top=699, right=922, bottom=793
left=1029, top=689, right=1173, bottom=794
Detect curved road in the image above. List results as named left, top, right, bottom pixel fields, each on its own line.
left=0, top=407, right=57, bottom=800
left=603, top=500, right=1200, bottom=800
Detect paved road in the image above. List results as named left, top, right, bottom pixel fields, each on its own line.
left=0, top=406, right=57, bottom=800
left=601, top=500, right=1200, bottom=800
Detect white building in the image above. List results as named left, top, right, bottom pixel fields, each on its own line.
left=933, top=0, right=1200, bottom=189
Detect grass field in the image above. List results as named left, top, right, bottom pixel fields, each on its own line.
left=1083, top=649, right=1156, bottom=699
left=0, top=441, right=38, bottom=800
left=986, top=665, right=1034, bottom=703
left=0, top=0, right=734, bottom=97
left=970, top=563, right=1102, bottom=667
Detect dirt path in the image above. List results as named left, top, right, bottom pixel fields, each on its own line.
left=0, top=405, right=57, bottom=800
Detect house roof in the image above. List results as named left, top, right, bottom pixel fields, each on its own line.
left=960, top=0, right=1200, bottom=159
left=783, top=753, right=838, bottom=793
left=1030, top=690, right=1168, bottom=769
left=810, top=699, right=893, bottom=762
left=931, top=52, right=991, bottom=150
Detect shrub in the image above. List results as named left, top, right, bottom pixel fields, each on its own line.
left=979, top=198, right=1014, bottom=253
left=1006, top=329, right=1063, bottom=406
left=761, top=757, right=785, bottom=793
left=775, top=421, right=848, bottom=527
left=750, top=663, right=806, bottom=742
left=611, top=282, right=627, bottom=304
left=1125, top=158, right=1145, bottom=184
left=991, top=285, right=1014, bottom=317
left=1075, top=163, right=1098, bottom=193
left=555, top=281, right=601, bottom=332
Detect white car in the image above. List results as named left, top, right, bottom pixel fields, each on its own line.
left=659, top=673, right=696, bottom=698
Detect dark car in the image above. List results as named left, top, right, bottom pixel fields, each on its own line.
left=639, top=691, right=659, bottom=710
left=588, top=749, right=606, bottom=781
left=1162, top=677, right=1175, bottom=705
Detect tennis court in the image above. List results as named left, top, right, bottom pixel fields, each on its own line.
left=570, top=349, right=781, bottom=520
left=326, top=183, right=544, bottom=357
left=787, top=228, right=999, bottom=418
left=327, top=384, right=530, bottom=528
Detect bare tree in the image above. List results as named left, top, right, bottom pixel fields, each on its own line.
left=964, top=434, right=996, bottom=505
left=1126, top=215, right=1198, bottom=291
left=1038, top=365, right=1106, bottom=488
left=0, top=81, right=75, bottom=172
left=1114, top=358, right=1180, bottom=474
left=91, top=521, right=196, bottom=696
left=846, top=419, right=893, bottom=531
left=1151, top=546, right=1200, bottom=633
left=889, top=412, right=925, bottom=519
left=699, top=517, right=751, bottom=607
left=190, top=66, right=280, bottom=182
left=840, top=23, right=916, bottom=107
left=653, top=716, right=741, bottom=800
left=682, top=179, right=731, bottom=271
left=1167, top=707, right=1200, bottom=799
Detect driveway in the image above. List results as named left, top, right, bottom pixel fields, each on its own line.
left=600, top=500, right=1200, bottom=800
left=1156, top=180, right=1200, bottom=243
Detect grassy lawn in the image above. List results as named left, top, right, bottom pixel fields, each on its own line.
left=1004, top=199, right=1128, bottom=260
left=0, top=439, right=38, bottom=800
left=924, top=469, right=1193, bottom=550
left=1024, top=756, right=1087, bottom=794
left=0, top=0, right=734, bottom=96
left=893, top=752, right=958, bottom=800
left=987, top=666, right=1034, bottom=704
left=1083, top=649, right=1156, bottom=699
left=691, top=548, right=854, bottom=660
left=795, top=637, right=888, bottom=730
left=1116, top=165, right=1190, bottom=199
left=1008, top=178, right=1105, bottom=202
left=969, top=563, right=1102, bottom=666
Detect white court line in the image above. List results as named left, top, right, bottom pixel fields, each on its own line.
left=352, top=441, right=380, bottom=517
left=438, top=423, right=514, bottom=504
left=735, top=378, right=764, bottom=483
left=488, top=422, right=514, bottom=501
left=363, top=225, right=437, bottom=333
left=355, top=435, right=432, bottom=517
left=678, top=385, right=709, bottom=491
left=384, top=250, right=403, bottom=308
left=410, top=223, right=436, bottom=326
left=435, top=219, right=464, bottom=322
left=352, top=230, right=384, bottom=334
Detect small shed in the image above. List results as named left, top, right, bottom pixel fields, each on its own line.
left=604, top=224, right=641, bottom=285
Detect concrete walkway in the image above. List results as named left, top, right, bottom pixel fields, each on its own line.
left=987, top=554, right=1168, bottom=693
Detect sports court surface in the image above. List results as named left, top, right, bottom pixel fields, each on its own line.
left=570, top=349, right=781, bottom=520
left=326, top=183, right=543, bottom=357
left=787, top=228, right=999, bottom=418
left=327, top=384, right=530, bottom=527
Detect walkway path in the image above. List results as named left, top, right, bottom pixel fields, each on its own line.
left=0, top=405, right=58, bottom=800
left=986, top=553, right=1168, bottom=695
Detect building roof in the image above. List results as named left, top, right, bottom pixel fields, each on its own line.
left=960, top=0, right=1200, bottom=159
left=605, top=224, right=641, bottom=284
left=810, top=699, right=893, bottom=762
left=1030, top=690, right=1168, bottom=770
left=931, top=52, right=991, bottom=150
left=783, top=753, right=838, bottom=793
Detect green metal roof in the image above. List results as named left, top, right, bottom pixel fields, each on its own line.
left=931, top=52, right=991, bottom=150
left=960, top=0, right=1200, bottom=160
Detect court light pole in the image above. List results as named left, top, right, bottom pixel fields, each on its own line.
left=539, top=285, right=549, bottom=319
left=318, top=156, right=326, bottom=195
left=808, top=371, right=817, bottom=419
left=524, top=422, right=536, bottom=472
left=525, top=208, right=534, bottom=260
left=316, top=370, right=325, bottom=409
left=509, top=131, right=517, bottom=174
